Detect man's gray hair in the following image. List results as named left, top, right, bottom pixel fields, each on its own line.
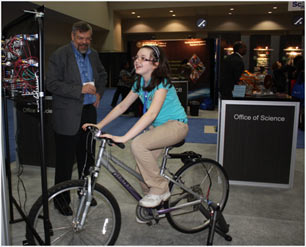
left=72, top=21, right=92, bottom=34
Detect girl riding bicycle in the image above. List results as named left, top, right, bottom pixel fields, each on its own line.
left=83, top=45, right=188, bottom=208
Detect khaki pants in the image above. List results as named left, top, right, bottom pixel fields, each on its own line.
left=131, top=120, right=189, bottom=195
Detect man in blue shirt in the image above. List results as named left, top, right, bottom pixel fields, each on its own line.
left=46, top=21, right=107, bottom=215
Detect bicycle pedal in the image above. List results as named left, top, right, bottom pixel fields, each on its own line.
left=145, top=220, right=153, bottom=226
left=146, top=219, right=159, bottom=226
left=153, top=219, right=160, bottom=224
left=22, top=240, right=30, bottom=245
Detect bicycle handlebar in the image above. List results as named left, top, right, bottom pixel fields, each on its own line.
left=86, top=126, right=125, bottom=149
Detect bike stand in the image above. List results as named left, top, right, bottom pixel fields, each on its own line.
left=206, top=201, right=232, bottom=245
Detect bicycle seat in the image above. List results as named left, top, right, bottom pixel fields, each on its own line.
left=167, top=139, right=185, bottom=148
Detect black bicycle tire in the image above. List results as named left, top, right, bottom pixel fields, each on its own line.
left=26, top=180, right=121, bottom=245
left=165, top=158, right=229, bottom=234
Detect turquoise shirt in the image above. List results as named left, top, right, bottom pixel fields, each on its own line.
left=132, top=77, right=187, bottom=127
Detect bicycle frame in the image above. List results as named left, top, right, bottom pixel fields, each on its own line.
left=90, top=138, right=206, bottom=216
left=26, top=130, right=231, bottom=245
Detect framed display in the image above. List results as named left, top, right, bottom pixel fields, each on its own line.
left=217, top=99, right=299, bottom=188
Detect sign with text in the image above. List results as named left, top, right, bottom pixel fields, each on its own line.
left=222, top=103, right=296, bottom=185
left=288, top=1, right=304, bottom=11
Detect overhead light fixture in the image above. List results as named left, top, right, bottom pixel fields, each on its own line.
left=137, top=15, right=140, bottom=18
left=228, top=12, right=233, bottom=15
left=140, top=41, right=167, bottom=47
left=169, top=10, right=174, bottom=13
left=273, top=6, right=278, bottom=9
left=131, top=11, right=135, bottom=15
left=184, top=39, right=206, bottom=47
left=268, top=11, right=272, bottom=14
left=254, top=47, right=273, bottom=51
left=172, top=14, right=176, bottom=17
left=284, top=46, right=302, bottom=51
left=230, top=8, right=234, bottom=11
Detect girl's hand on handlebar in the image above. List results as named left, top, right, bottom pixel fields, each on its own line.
left=101, top=134, right=127, bottom=144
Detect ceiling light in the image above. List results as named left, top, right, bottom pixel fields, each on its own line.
left=230, top=8, right=234, bottom=11
left=131, top=11, right=135, bottom=15
left=273, top=6, right=278, bottom=10
left=172, top=14, right=176, bottom=17
left=137, top=15, right=140, bottom=18
left=169, top=10, right=174, bottom=13
left=228, top=12, right=232, bottom=15
left=268, top=11, right=272, bottom=14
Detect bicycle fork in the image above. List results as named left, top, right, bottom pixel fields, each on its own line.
left=72, top=141, right=105, bottom=231
left=72, top=177, right=93, bottom=231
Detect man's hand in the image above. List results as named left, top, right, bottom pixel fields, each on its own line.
left=82, top=83, right=96, bottom=95
left=82, top=123, right=98, bottom=131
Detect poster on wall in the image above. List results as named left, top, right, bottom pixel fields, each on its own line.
left=130, top=39, right=213, bottom=103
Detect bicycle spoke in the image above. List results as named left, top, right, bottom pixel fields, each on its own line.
left=52, top=228, right=74, bottom=245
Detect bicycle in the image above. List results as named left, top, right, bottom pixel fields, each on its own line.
left=26, top=126, right=230, bottom=245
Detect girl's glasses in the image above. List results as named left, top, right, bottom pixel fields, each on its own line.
left=132, top=56, right=154, bottom=62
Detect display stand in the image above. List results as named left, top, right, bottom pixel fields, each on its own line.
left=217, top=97, right=299, bottom=188
left=2, top=6, right=50, bottom=244
left=206, top=202, right=232, bottom=245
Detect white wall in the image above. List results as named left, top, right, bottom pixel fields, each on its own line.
left=35, top=1, right=110, bottom=30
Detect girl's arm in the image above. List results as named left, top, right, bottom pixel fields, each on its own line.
left=103, top=88, right=167, bottom=143
left=82, top=90, right=138, bottom=130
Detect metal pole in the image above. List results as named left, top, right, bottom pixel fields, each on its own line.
left=36, top=7, right=51, bottom=244
left=2, top=95, right=15, bottom=222
left=1, top=95, right=11, bottom=245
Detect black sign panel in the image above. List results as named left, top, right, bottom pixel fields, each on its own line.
left=15, top=99, right=56, bottom=167
left=223, top=104, right=295, bottom=184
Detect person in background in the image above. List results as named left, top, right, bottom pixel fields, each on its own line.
left=271, top=61, right=288, bottom=94
left=291, top=58, right=304, bottom=130
left=288, top=55, right=303, bottom=94
left=220, top=41, right=247, bottom=99
left=83, top=45, right=188, bottom=216
left=111, top=60, right=133, bottom=108
left=46, top=21, right=107, bottom=215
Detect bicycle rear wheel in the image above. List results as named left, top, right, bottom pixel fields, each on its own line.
left=165, top=158, right=229, bottom=233
left=26, top=180, right=121, bottom=245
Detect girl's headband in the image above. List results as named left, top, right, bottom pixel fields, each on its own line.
left=148, top=45, right=160, bottom=61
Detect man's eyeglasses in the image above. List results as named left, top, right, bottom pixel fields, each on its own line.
left=75, top=35, right=92, bottom=42
left=132, top=56, right=154, bottom=62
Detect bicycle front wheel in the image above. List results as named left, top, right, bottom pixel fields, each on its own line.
left=165, top=158, right=229, bottom=233
left=26, top=180, right=121, bottom=245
